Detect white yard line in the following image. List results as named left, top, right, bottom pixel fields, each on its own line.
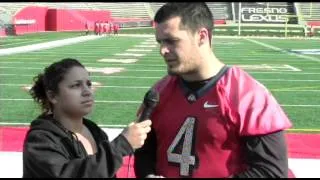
left=0, top=61, right=167, bottom=67
left=283, top=65, right=302, bottom=72
left=262, top=64, right=277, bottom=71
left=1, top=83, right=320, bottom=92
left=0, top=63, right=305, bottom=72
left=1, top=66, right=319, bottom=73
left=0, top=67, right=42, bottom=70
left=0, top=122, right=30, bottom=126
left=0, top=66, right=167, bottom=71
left=114, top=53, right=145, bottom=57
left=126, top=49, right=153, bottom=52
left=3, top=39, right=45, bottom=46
left=0, top=35, right=105, bottom=56
left=281, top=105, right=320, bottom=107
left=0, top=98, right=319, bottom=107
left=134, top=45, right=157, bottom=48
left=0, top=74, right=161, bottom=78
left=0, top=83, right=150, bottom=89
left=0, top=61, right=314, bottom=71
left=0, top=74, right=34, bottom=77
left=0, top=54, right=107, bottom=57
left=245, top=38, right=320, bottom=63
left=1, top=73, right=320, bottom=80
left=141, top=41, right=157, bottom=45
left=97, top=59, right=139, bottom=63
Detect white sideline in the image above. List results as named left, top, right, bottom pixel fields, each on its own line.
left=1, top=154, right=319, bottom=178
left=0, top=35, right=104, bottom=56
left=0, top=128, right=319, bottom=178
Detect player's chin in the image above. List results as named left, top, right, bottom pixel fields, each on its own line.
left=167, top=66, right=182, bottom=75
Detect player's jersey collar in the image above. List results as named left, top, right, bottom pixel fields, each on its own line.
left=179, top=65, right=230, bottom=104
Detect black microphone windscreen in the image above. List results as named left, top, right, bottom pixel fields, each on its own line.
left=143, top=89, right=160, bottom=108
left=138, top=89, right=160, bottom=122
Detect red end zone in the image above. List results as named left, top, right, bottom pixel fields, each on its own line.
left=1, top=126, right=320, bottom=178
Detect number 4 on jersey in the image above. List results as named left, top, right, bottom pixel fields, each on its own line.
left=167, top=117, right=198, bottom=177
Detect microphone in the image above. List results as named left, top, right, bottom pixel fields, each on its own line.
left=138, top=89, right=160, bottom=122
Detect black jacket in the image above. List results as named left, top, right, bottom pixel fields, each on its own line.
left=23, top=114, right=133, bottom=178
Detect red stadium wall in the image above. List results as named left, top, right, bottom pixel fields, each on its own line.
left=12, top=6, right=111, bottom=35
left=46, top=9, right=111, bottom=31
left=13, top=6, right=48, bottom=35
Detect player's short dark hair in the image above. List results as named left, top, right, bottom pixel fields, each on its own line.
left=30, top=58, right=85, bottom=115
left=154, top=3, right=214, bottom=44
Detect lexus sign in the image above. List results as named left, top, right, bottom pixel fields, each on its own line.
left=235, top=3, right=298, bottom=24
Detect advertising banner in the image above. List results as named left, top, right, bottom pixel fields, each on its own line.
left=234, top=2, right=298, bottom=24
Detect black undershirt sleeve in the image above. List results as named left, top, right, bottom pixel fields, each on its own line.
left=232, top=130, right=289, bottom=178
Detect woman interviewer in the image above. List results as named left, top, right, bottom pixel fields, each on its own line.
left=22, top=58, right=151, bottom=178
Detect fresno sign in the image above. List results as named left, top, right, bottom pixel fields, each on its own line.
left=235, top=3, right=297, bottom=24
left=241, top=7, right=288, bottom=23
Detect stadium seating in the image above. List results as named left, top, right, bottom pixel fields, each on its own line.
left=206, top=2, right=230, bottom=21
left=0, top=2, right=150, bottom=19
left=297, top=2, right=320, bottom=22
left=0, top=3, right=33, bottom=16
left=88, top=3, right=150, bottom=19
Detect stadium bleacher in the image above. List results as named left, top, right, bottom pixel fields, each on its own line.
left=298, top=2, right=320, bottom=21
left=206, top=2, right=230, bottom=21
left=296, top=2, right=320, bottom=27
left=89, top=3, right=150, bottom=19
left=1, top=2, right=319, bottom=24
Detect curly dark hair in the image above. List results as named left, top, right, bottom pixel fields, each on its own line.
left=29, top=58, right=85, bottom=115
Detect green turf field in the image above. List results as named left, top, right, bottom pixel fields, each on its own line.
left=0, top=32, right=319, bottom=132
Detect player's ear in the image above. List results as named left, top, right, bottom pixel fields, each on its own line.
left=198, top=27, right=209, bottom=46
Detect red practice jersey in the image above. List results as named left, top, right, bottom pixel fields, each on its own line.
left=147, top=65, right=292, bottom=178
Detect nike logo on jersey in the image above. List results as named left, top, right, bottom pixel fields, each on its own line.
left=203, top=101, right=219, bottom=108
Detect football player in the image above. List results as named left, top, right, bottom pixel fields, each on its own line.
left=134, top=3, right=292, bottom=178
